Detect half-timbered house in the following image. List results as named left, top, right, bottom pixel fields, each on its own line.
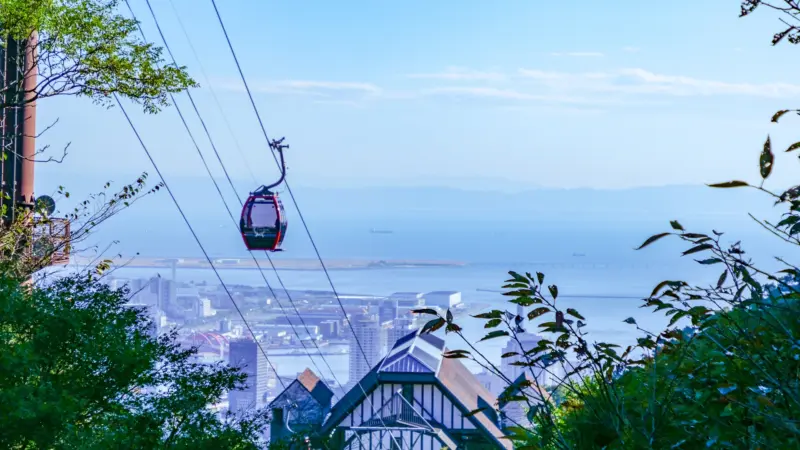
left=318, top=330, right=513, bottom=449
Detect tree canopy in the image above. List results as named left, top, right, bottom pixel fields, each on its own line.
left=0, top=1, right=270, bottom=448
left=0, top=271, right=270, bottom=449
left=0, top=0, right=196, bottom=112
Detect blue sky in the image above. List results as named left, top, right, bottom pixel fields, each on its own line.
left=37, top=0, right=800, bottom=192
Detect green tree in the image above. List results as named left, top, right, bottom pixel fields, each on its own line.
left=0, top=271, right=269, bottom=449
left=0, top=1, right=270, bottom=448
left=0, top=0, right=196, bottom=113
left=0, top=0, right=197, bottom=276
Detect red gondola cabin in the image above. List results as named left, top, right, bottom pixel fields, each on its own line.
left=240, top=193, right=287, bottom=251
left=240, top=138, right=289, bottom=252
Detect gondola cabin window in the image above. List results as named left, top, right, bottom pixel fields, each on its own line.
left=249, top=197, right=279, bottom=229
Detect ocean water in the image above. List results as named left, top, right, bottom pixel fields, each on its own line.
left=105, top=218, right=799, bottom=382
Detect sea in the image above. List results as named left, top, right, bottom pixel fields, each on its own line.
left=101, top=217, right=798, bottom=383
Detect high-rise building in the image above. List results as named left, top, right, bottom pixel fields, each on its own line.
left=347, top=314, right=380, bottom=389
left=424, top=291, right=462, bottom=309
left=391, top=292, right=425, bottom=318
left=228, top=338, right=271, bottom=413
left=386, top=316, right=415, bottom=355
left=378, top=298, right=397, bottom=324
left=219, top=318, right=231, bottom=333
left=318, top=319, right=339, bottom=339
left=149, top=276, right=176, bottom=312
left=501, top=304, right=548, bottom=386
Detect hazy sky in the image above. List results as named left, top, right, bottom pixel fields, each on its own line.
left=37, top=0, right=800, bottom=192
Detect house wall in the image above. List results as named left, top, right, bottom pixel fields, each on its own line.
left=341, top=382, right=477, bottom=431
left=330, top=381, right=496, bottom=449
left=342, top=428, right=446, bottom=450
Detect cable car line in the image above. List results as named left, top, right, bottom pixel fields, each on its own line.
left=133, top=11, right=371, bottom=447
left=131, top=0, right=352, bottom=405
left=113, top=92, right=286, bottom=391
left=166, top=0, right=258, bottom=185
left=208, top=0, right=380, bottom=384
left=205, top=3, right=404, bottom=445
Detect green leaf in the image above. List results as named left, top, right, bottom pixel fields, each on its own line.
left=668, top=311, right=688, bottom=327
left=707, top=181, right=749, bottom=188
left=670, top=220, right=684, bottom=231
left=527, top=307, right=550, bottom=320
left=443, top=350, right=470, bottom=359
left=787, top=142, right=800, bottom=153
left=536, top=272, right=545, bottom=284
left=760, top=135, right=774, bottom=179
left=717, top=270, right=728, bottom=289
left=446, top=309, right=453, bottom=323
left=548, top=285, right=558, bottom=300
left=421, top=318, right=445, bottom=334
left=479, top=330, right=510, bottom=342
left=636, top=232, right=671, bottom=250
left=566, top=308, right=585, bottom=320
left=464, top=407, right=488, bottom=417
left=508, top=271, right=527, bottom=283
left=412, top=308, right=438, bottom=316
left=777, top=215, right=800, bottom=227
left=696, top=258, right=723, bottom=265
left=772, top=109, right=790, bottom=122
left=473, top=310, right=503, bottom=319
left=682, top=243, right=713, bottom=256
left=623, top=317, right=637, bottom=325
left=509, top=296, right=536, bottom=307
left=650, top=280, right=686, bottom=297
left=484, top=318, right=502, bottom=328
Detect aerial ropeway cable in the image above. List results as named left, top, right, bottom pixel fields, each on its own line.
left=134, top=1, right=405, bottom=446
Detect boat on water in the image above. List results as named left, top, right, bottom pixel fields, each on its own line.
left=370, top=228, right=393, bottom=234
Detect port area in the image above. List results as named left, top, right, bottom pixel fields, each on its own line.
left=71, top=256, right=467, bottom=271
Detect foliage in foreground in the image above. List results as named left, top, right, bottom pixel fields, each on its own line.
left=0, top=271, right=269, bottom=449
left=0, top=0, right=196, bottom=113
left=415, top=3, right=800, bottom=449
left=419, top=121, right=800, bottom=450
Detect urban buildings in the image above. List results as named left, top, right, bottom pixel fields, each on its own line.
left=424, top=290, right=462, bottom=309
left=228, top=338, right=272, bottom=413
left=377, top=298, right=398, bottom=324
left=391, top=292, right=425, bottom=318
left=347, top=314, right=381, bottom=389
left=386, top=316, right=415, bottom=354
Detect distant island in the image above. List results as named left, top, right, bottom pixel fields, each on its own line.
left=71, top=256, right=465, bottom=271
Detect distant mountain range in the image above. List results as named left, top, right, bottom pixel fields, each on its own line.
left=40, top=174, right=788, bottom=260
left=39, top=175, right=776, bottom=225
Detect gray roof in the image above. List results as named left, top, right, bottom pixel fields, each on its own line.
left=268, top=368, right=334, bottom=410
left=378, top=331, right=445, bottom=374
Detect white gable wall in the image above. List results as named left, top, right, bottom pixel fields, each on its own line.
left=342, top=382, right=476, bottom=430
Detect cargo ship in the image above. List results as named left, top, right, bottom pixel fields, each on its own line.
left=370, top=228, right=393, bottom=234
